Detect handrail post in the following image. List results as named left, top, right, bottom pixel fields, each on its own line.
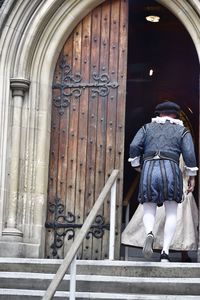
left=109, top=178, right=117, bottom=260
left=69, top=254, right=77, bottom=300
left=125, top=203, right=130, bottom=260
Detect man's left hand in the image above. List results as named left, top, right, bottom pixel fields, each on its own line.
left=187, top=176, right=195, bottom=193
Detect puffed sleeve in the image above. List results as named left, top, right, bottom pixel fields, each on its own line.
left=181, top=131, right=198, bottom=176
left=129, top=126, right=146, bottom=159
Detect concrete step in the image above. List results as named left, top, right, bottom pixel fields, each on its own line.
left=0, top=258, right=60, bottom=274
left=0, top=290, right=200, bottom=300
left=0, top=272, right=199, bottom=295
left=77, top=260, right=200, bottom=278
left=0, top=258, right=199, bottom=298
left=0, top=258, right=200, bottom=277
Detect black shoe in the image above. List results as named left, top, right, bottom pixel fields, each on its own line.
left=142, top=231, right=154, bottom=259
left=160, top=251, right=171, bottom=262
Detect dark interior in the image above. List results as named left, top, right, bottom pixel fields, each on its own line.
left=124, top=0, right=199, bottom=219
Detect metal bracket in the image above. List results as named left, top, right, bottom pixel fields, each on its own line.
left=45, top=197, right=110, bottom=257
left=52, top=56, right=119, bottom=115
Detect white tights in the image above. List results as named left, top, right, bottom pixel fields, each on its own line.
left=143, top=201, right=178, bottom=255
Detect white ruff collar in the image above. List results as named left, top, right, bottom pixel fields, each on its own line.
left=151, top=116, right=183, bottom=126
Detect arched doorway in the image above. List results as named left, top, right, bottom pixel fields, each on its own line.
left=0, top=0, right=200, bottom=260
left=44, top=0, right=199, bottom=260
left=123, top=0, right=199, bottom=261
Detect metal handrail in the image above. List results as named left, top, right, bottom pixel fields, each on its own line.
left=42, top=169, right=119, bottom=300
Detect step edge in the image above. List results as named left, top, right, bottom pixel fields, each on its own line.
left=0, top=289, right=199, bottom=299
left=0, top=273, right=199, bottom=283
left=0, top=258, right=199, bottom=268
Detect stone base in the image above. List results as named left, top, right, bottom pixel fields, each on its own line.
left=0, top=240, right=41, bottom=258
left=2, top=228, right=23, bottom=242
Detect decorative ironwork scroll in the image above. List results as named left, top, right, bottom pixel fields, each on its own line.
left=52, top=56, right=119, bottom=115
left=45, top=197, right=110, bottom=257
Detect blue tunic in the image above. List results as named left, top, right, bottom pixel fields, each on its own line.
left=139, top=160, right=183, bottom=206
left=130, top=119, right=197, bottom=206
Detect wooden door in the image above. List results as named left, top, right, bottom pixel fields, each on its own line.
left=45, top=0, right=128, bottom=259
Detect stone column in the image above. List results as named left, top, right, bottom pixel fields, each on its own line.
left=2, top=78, right=30, bottom=242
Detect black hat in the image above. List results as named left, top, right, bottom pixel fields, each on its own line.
left=155, top=101, right=180, bottom=117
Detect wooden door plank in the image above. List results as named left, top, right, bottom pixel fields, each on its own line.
left=57, top=38, right=73, bottom=202
left=75, top=14, right=91, bottom=259
left=102, top=0, right=121, bottom=259
left=82, top=6, right=102, bottom=260
left=114, top=0, right=128, bottom=258
left=94, top=0, right=111, bottom=259
left=63, top=22, right=82, bottom=257
left=61, top=36, right=73, bottom=209
left=45, top=57, right=62, bottom=258
left=55, top=36, right=73, bottom=259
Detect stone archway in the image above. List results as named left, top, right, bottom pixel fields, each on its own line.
left=0, top=0, right=199, bottom=258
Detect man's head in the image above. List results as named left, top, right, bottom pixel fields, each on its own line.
left=155, top=101, right=180, bottom=118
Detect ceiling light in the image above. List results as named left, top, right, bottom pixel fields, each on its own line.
left=149, top=69, right=153, bottom=76
left=146, top=15, right=160, bottom=23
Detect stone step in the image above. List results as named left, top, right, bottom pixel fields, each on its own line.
left=0, top=258, right=199, bottom=298
left=77, top=260, right=200, bottom=278
left=0, top=258, right=60, bottom=274
left=0, top=258, right=200, bottom=278
left=0, top=272, right=199, bottom=295
left=0, top=290, right=200, bottom=300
